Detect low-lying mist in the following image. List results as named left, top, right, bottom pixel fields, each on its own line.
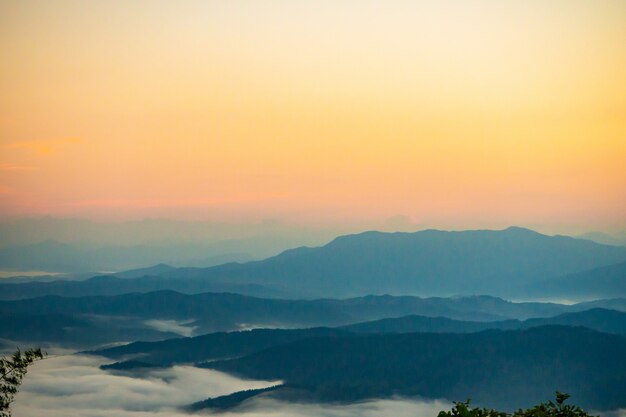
left=12, top=354, right=454, bottom=417
left=144, top=319, right=198, bottom=337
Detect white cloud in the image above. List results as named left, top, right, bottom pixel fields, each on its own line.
left=12, top=354, right=276, bottom=417
left=143, top=319, right=198, bottom=337
left=12, top=354, right=454, bottom=417
left=223, top=397, right=453, bottom=417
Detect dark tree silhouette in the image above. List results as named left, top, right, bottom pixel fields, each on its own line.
left=0, top=348, right=45, bottom=417
left=438, top=393, right=597, bottom=417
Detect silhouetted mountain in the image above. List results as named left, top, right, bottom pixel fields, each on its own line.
left=0, top=217, right=341, bottom=260
left=577, top=231, right=626, bottom=247
left=0, top=292, right=519, bottom=343
left=522, top=308, right=626, bottom=333
left=187, top=386, right=284, bottom=411
left=0, top=240, right=85, bottom=272
left=0, top=291, right=587, bottom=332
left=521, top=261, right=626, bottom=300
left=91, top=308, right=626, bottom=371
left=112, top=263, right=177, bottom=278
left=0, top=274, right=286, bottom=300
left=1, top=228, right=624, bottom=299
left=4, top=289, right=626, bottom=345
left=342, top=315, right=519, bottom=333
left=0, top=239, right=253, bottom=273
left=0, top=313, right=179, bottom=348
left=3, top=290, right=624, bottom=349
left=206, top=326, right=626, bottom=411
left=188, top=227, right=625, bottom=296
left=577, top=298, right=626, bottom=311
left=342, top=308, right=626, bottom=334
left=92, top=327, right=349, bottom=365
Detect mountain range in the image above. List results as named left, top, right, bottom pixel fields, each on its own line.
left=90, top=308, right=626, bottom=368
left=3, top=225, right=624, bottom=414
left=204, top=326, right=626, bottom=411
left=3, top=289, right=625, bottom=348
left=341, top=308, right=626, bottom=334
left=1, top=227, right=625, bottom=300
left=0, top=239, right=253, bottom=273
left=521, top=260, right=626, bottom=300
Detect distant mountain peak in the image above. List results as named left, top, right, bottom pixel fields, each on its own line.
left=502, top=226, right=540, bottom=234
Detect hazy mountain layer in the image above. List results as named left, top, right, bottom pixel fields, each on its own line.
left=1, top=227, right=624, bottom=299
left=91, top=308, right=626, bottom=368
left=0, top=313, right=180, bottom=348
left=0, top=217, right=346, bottom=272
left=342, top=308, right=626, bottom=334
left=0, top=274, right=287, bottom=301
left=2, top=290, right=624, bottom=349
left=0, top=291, right=587, bottom=328
left=0, top=239, right=253, bottom=273
left=520, top=260, right=626, bottom=300
left=162, top=227, right=626, bottom=297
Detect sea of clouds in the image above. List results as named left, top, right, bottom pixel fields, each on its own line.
left=12, top=354, right=454, bottom=417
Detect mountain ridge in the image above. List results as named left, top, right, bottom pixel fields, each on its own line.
left=90, top=307, right=626, bottom=367
left=204, top=325, right=626, bottom=411
left=1, top=227, right=625, bottom=300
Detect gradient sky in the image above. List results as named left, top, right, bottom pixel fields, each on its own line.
left=1, top=0, right=625, bottom=231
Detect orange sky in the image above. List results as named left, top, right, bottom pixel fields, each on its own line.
left=1, top=0, right=625, bottom=231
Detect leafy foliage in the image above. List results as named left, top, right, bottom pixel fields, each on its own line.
left=0, top=348, right=45, bottom=417
left=438, top=393, right=597, bottom=417
left=438, top=399, right=509, bottom=417
left=514, top=393, right=597, bottom=417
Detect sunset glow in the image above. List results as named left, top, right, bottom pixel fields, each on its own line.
left=1, top=0, right=625, bottom=230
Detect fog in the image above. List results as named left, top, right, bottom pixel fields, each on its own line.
left=12, top=354, right=454, bottom=417
left=144, top=319, right=198, bottom=337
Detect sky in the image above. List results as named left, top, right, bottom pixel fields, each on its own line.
left=1, top=0, right=625, bottom=232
